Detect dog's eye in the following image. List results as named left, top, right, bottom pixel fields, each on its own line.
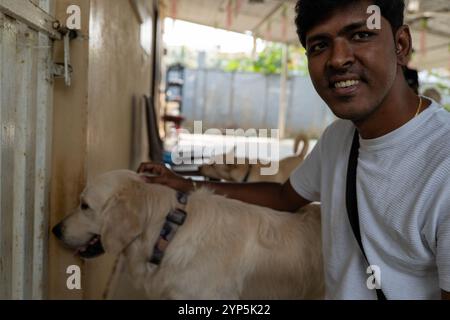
left=81, top=203, right=90, bottom=210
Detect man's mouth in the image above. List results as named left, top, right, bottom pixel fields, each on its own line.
left=75, top=235, right=105, bottom=259
left=329, top=78, right=362, bottom=96
left=333, top=79, right=360, bottom=89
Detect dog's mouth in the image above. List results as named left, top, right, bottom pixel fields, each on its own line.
left=75, top=235, right=105, bottom=259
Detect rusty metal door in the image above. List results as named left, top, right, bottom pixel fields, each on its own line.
left=0, top=0, right=59, bottom=299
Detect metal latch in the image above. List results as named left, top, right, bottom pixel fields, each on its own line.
left=52, top=22, right=78, bottom=86
left=52, top=63, right=73, bottom=82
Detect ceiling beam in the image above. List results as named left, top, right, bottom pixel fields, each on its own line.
left=410, top=25, right=450, bottom=41
left=251, top=1, right=285, bottom=33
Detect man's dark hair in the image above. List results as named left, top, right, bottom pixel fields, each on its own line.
left=295, top=0, right=405, bottom=48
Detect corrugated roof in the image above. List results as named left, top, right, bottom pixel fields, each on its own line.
left=162, top=0, right=450, bottom=71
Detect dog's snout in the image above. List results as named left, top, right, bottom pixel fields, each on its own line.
left=52, top=223, right=64, bottom=239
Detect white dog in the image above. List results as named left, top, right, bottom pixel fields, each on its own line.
left=53, top=170, right=324, bottom=299
left=199, top=134, right=310, bottom=183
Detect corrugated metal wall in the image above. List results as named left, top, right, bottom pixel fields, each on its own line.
left=0, top=0, right=55, bottom=299
left=182, top=69, right=337, bottom=137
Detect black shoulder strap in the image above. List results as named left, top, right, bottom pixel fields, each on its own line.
left=346, top=130, right=387, bottom=300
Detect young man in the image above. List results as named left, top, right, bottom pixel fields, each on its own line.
left=138, top=0, right=450, bottom=300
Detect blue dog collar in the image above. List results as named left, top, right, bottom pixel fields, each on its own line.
left=149, top=191, right=188, bottom=265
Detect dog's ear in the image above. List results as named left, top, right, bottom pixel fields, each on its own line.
left=100, top=185, right=146, bottom=255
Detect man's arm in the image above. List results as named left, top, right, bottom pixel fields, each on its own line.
left=442, top=290, right=450, bottom=300
left=137, top=163, right=311, bottom=212
left=192, top=179, right=311, bottom=212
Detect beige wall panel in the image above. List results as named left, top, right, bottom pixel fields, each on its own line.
left=84, top=0, right=152, bottom=300
left=49, top=0, right=153, bottom=300
left=49, top=0, right=90, bottom=300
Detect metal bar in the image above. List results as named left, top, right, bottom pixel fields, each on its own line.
left=32, top=7, right=53, bottom=298
left=263, top=74, right=269, bottom=129
left=228, top=72, right=235, bottom=128
left=202, top=70, right=208, bottom=122
left=64, top=33, right=71, bottom=86
left=192, top=69, right=198, bottom=121
left=11, top=21, right=33, bottom=300
left=32, top=33, right=52, bottom=299
left=0, top=0, right=60, bottom=40
left=278, top=43, right=289, bottom=139
left=0, top=12, right=16, bottom=300
left=24, top=26, right=38, bottom=300
left=0, top=11, right=4, bottom=301
left=251, top=36, right=257, bottom=60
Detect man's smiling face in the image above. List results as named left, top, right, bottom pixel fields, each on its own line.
left=305, top=1, right=400, bottom=122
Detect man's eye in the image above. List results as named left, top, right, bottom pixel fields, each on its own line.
left=81, top=203, right=90, bottom=210
left=308, top=42, right=327, bottom=54
left=353, top=32, right=373, bottom=40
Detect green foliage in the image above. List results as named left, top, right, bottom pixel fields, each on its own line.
left=426, top=71, right=450, bottom=96
left=253, top=45, right=283, bottom=74
left=435, top=82, right=450, bottom=96
left=223, top=44, right=309, bottom=75
left=421, top=70, right=450, bottom=112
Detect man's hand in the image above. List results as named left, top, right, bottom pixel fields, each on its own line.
left=137, top=163, right=310, bottom=211
left=137, top=162, right=192, bottom=192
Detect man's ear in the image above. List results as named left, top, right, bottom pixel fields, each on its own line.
left=394, top=25, right=413, bottom=66
left=100, top=184, right=146, bottom=255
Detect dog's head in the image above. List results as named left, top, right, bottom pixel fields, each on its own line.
left=52, top=170, right=149, bottom=258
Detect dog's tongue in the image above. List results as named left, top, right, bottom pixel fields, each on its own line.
left=90, top=237, right=99, bottom=245
left=74, top=236, right=99, bottom=256
left=74, top=246, right=87, bottom=256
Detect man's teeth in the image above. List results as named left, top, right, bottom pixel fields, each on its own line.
left=335, top=80, right=359, bottom=88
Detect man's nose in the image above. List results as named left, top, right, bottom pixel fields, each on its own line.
left=328, top=39, right=355, bottom=70
left=52, top=223, right=64, bottom=240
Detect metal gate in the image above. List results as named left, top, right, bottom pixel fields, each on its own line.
left=0, top=0, right=59, bottom=299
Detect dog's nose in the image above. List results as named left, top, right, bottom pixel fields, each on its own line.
left=52, top=223, right=64, bottom=239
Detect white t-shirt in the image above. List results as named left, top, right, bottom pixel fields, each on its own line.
left=290, top=100, right=450, bottom=300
